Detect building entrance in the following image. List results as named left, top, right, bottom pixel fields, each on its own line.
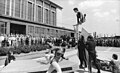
left=10, top=24, right=26, bottom=34
left=71, top=33, right=75, bottom=37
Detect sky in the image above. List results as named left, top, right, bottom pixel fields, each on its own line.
left=51, top=0, right=120, bottom=36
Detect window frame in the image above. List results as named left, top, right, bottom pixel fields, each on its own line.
left=0, top=21, right=7, bottom=34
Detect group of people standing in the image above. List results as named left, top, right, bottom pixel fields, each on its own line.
left=78, top=35, right=120, bottom=73
left=0, top=33, right=76, bottom=48
left=41, top=34, right=100, bottom=73
left=42, top=7, right=100, bottom=73
left=77, top=35, right=101, bottom=73
left=0, top=34, right=41, bottom=47
left=73, top=7, right=101, bottom=73
left=96, top=38, right=120, bottom=47
left=73, top=7, right=120, bottom=73
left=4, top=34, right=119, bottom=73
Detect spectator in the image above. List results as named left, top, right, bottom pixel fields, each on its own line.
left=2, top=37, right=9, bottom=47
left=110, top=54, right=120, bottom=73
left=4, top=50, right=16, bottom=66
left=78, top=35, right=87, bottom=69
left=25, top=36, right=29, bottom=45
left=0, top=34, right=5, bottom=47
left=86, top=35, right=101, bottom=73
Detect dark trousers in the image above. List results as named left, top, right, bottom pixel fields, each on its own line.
left=5, top=55, right=15, bottom=66
left=78, top=50, right=87, bottom=67
left=88, top=53, right=100, bottom=73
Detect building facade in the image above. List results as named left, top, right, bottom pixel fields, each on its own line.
left=0, top=0, right=74, bottom=38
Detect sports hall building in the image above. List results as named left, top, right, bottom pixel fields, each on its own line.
left=0, top=0, right=75, bottom=37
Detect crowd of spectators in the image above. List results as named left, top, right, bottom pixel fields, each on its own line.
left=0, top=34, right=41, bottom=47
left=0, top=34, right=76, bottom=48
left=96, top=37, right=120, bottom=47
left=1, top=34, right=120, bottom=48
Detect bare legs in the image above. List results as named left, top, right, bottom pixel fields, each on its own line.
left=46, top=61, right=62, bottom=73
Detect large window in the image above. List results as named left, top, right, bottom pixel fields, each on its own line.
left=51, top=6, right=56, bottom=26
left=32, top=4, right=34, bottom=21
left=15, top=0, right=21, bottom=17
left=44, top=9, right=49, bottom=24
left=0, top=22, right=7, bottom=34
left=11, top=0, right=15, bottom=16
left=41, top=27, right=44, bottom=34
left=28, top=2, right=32, bottom=20
left=28, top=26, right=34, bottom=34
left=49, top=10, right=51, bottom=24
left=36, top=0, right=43, bottom=22
left=35, top=27, right=39, bottom=34
left=36, top=5, right=43, bottom=22
left=27, top=1, right=34, bottom=21
left=41, top=27, right=45, bottom=35
left=39, top=27, right=42, bottom=35
left=51, top=12, right=56, bottom=26
left=0, top=0, right=6, bottom=14
left=21, top=0, right=26, bottom=18
left=51, top=29, right=54, bottom=35
left=6, top=0, right=10, bottom=15
left=54, top=12, right=56, bottom=26
left=44, top=3, right=50, bottom=24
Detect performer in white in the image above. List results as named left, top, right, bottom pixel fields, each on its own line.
left=41, top=42, right=68, bottom=73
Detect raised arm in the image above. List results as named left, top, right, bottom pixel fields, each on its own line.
left=61, top=54, right=68, bottom=60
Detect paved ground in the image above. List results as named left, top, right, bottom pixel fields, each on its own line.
left=68, top=51, right=112, bottom=73
left=0, top=48, right=75, bottom=66
left=96, top=46, right=120, bottom=61
left=0, top=46, right=120, bottom=73
left=0, top=48, right=77, bottom=73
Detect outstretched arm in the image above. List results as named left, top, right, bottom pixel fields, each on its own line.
left=43, top=53, right=54, bottom=64
left=61, top=54, right=69, bottom=60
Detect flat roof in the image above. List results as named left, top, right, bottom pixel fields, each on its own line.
left=48, top=0, right=63, bottom=9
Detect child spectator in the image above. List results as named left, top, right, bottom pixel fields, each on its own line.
left=4, top=50, right=16, bottom=66
left=110, top=54, right=120, bottom=73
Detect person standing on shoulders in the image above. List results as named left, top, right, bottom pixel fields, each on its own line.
left=73, top=7, right=86, bottom=25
